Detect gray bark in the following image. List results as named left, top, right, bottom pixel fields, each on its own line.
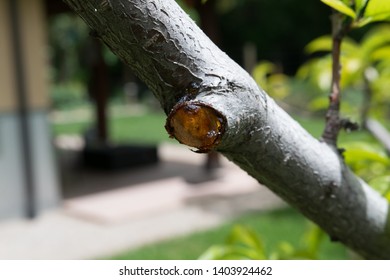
left=63, top=0, right=390, bottom=259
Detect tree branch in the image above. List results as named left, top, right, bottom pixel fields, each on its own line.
left=63, top=0, right=390, bottom=259
left=321, top=11, right=353, bottom=146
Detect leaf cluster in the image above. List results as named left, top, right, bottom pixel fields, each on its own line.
left=321, top=0, right=390, bottom=27
left=297, top=24, right=390, bottom=115
left=342, top=141, right=390, bottom=201
left=199, top=224, right=326, bottom=260
left=252, top=61, right=291, bottom=101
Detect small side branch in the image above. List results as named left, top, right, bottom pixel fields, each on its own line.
left=321, top=11, right=351, bottom=146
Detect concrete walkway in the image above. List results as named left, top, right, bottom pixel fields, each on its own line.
left=0, top=143, right=284, bottom=259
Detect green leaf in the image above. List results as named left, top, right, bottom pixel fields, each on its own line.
left=360, top=25, right=390, bottom=58
left=227, top=225, right=266, bottom=257
left=359, top=0, right=390, bottom=25
left=309, top=97, right=330, bottom=111
left=297, top=57, right=333, bottom=92
left=355, top=17, right=373, bottom=27
left=369, top=175, right=390, bottom=198
left=365, top=0, right=390, bottom=19
left=199, top=234, right=267, bottom=260
left=199, top=224, right=268, bottom=260
left=340, top=56, right=363, bottom=86
left=252, top=61, right=276, bottom=85
left=302, top=224, right=325, bottom=258
left=304, top=36, right=359, bottom=55
left=298, top=35, right=362, bottom=92
left=321, top=0, right=357, bottom=18
left=371, top=46, right=390, bottom=62
left=267, top=74, right=290, bottom=99
left=198, top=245, right=230, bottom=260
left=304, top=36, right=332, bottom=54
left=198, top=245, right=254, bottom=260
left=355, top=0, right=370, bottom=13
left=274, top=241, right=295, bottom=259
left=355, top=0, right=371, bottom=20
left=342, top=142, right=390, bottom=166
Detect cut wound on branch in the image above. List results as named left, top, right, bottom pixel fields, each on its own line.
left=165, top=101, right=226, bottom=152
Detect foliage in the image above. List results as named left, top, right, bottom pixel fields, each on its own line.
left=341, top=141, right=390, bottom=200
left=369, top=175, right=390, bottom=200
left=295, top=1, right=390, bottom=198
left=199, top=223, right=329, bottom=260
left=48, top=14, right=90, bottom=84
left=316, top=0, right=390, bottom=148
left=296, top=23, right=390, bottom=201
left=50, top=82, right=88, bottom=109
left=249, top=52, right=390, bottom=202
left=297, top=24, right=390, bottom=116
left=110, top=208, right=347, bottom=260
left=252, top=61, right=290, bottom=100
left=320, top=0, right=390, bottom=27
left=48, top=13, right=124, bottom=110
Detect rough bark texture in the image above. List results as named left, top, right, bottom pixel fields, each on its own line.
left=63, top=0, right=390, bottom=259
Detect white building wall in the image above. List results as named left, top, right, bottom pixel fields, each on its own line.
left=0, top=112, right=60, bottom=220
left=0, top=0, right=61, bottom=220
left=0, top=114, right=25, bottom=219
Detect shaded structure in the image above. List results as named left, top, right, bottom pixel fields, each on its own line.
left=0, top=0, right=159, bottom=220
left=0, top=0, right=60, bottom=219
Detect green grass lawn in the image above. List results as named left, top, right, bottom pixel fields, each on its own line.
left=52, top=104, right=376, bottom=145
left=109, top=113, right=169, bottom=144
left=109, top=208, right=348, bottom=260
left=52, top=107, right=170, bottom=144
left=294, top=115, right=376, bottom=144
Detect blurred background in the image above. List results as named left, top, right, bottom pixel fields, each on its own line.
left=0, top=0, right=389, bottom=259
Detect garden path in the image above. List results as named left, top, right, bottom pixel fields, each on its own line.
left=0, top=143, right=284, bottom=259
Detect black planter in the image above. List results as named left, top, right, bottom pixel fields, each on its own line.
left=82, top=144, right=158, bottom=170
